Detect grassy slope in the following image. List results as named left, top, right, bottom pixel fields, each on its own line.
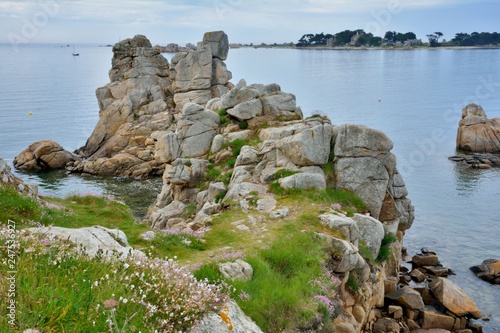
left=0, top=181, right=368, bottom=332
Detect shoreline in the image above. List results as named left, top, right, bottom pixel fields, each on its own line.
left=232, top=45, right=500, bottom=51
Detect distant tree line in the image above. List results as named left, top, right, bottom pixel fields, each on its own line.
left=450, top=32, right=500, bottom=46
left=296, top=30, right=416, bottom=47
left=297, top=30, right=500, bottom=48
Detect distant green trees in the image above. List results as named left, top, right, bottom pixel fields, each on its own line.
left=450, top=32, right=500, bottom=46
left=296, top=30, right=416, bottom=47
left=296, top=30, right=500, bottom=48
left=296, top=32, right=333, bottom=46
left=296, top=30, right=382, bottom=47
left=384, top=31, right=416, bottom=43
left=427, top=32, right=443, bottom=47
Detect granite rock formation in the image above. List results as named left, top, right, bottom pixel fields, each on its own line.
left=456, top=103, right=500, bottom=153
left=14, top=140, right=78, bottom=171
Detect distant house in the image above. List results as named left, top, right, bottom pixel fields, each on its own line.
left=404, top=39, right=423, bottom=46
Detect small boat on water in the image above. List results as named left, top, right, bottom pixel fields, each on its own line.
left=72, top=45, right=79, bottom=56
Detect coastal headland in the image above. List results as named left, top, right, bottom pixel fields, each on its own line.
left=4, top=31, right=492, bottom=332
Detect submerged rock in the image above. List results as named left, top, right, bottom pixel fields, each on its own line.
left=470, top=259, right=500, bottom=284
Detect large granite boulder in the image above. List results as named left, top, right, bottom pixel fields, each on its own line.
left=189, top=300, right=263, bottom=333
left=177, top=103, right=220, bottom=158
left=202, top=31, right=229, bottom=61
left=25, top=226, right=143, bottom=260
left=429, top=277, right=482, bottom=319
left=456, top=103, right=500, bottom=152
left=333, top=124, right=414, bottom=230
left=171, top=45, right=212, bottom=94
left=172, top=31, right=232, bottom=110
left=14, top=140, right=78, bottom=171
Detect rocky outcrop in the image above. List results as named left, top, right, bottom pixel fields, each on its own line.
left=65, top=34, right=173, bottom=178
left=14, top=140, right=78, bottom=171
left=333, top=124, right=414, bottom=232
left=63, top=32, right=231, bottom=178
left=0, top=156, right=39, bottom=199
left=456, top=103, right=500, bottom=153
left=470, top=259, right=500, bottom=284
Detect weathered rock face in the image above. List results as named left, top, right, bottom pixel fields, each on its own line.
left=456, top=103, right=500, bottom=152
left=68, top=34, right=173, bottom=178
left=14, top=140, right=78, bottom=171
left=0, top=156, right=39, bottom=199
left=333, top=124, right=414, bottom=231
left=171, top=31, right=232, bottom=111
left=25, top=225, right=144, bottom=260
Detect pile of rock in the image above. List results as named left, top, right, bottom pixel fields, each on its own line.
left=448, top=153, right=500, bottom=169
left=368, top=249, right=483, bottom=333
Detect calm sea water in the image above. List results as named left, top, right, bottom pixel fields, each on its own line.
left=0, top=44, right=499, bottom=329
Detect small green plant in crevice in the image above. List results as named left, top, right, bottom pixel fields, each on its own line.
left=358, top=241, right=375, bottom=265
left=214, top=190, right=227, bottom=203
left=221, top=139, right=246, bottom=158
left=182, top=204, right=197, bottom=218
left=205, top=168, right=222, bottom=182
left=222, top=171, right=233, bottom=186
left=346, top=271, right=359, bottom=293
left=216, top=109, right=231, bottom=126
left=273, top=169, right=298, bottom=180
left=376, top=232, right=398, bottom=263
left=323, top=152, right=336, bottom=187
left=225, top=157, right=236, bottom=169
left=238, top=120, right=248, bottom=129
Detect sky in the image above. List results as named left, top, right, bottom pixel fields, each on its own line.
left=1, top=0, right=499, bottom=46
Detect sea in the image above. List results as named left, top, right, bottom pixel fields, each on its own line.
left=0, top=43, right=499, bottom=330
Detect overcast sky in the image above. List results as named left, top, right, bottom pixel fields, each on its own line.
left=1, top=0, right=499, bottom=45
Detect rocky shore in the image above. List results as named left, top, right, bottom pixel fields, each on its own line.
left=11, top=31, right=489, bottom=332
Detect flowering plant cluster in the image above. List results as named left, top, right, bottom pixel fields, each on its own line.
left=123, top=257, right=229, bottom=331
left=0, top=227, right=228, bottom=332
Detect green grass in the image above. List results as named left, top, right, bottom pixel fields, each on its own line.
left=221, top=139, right=246, bottom=158
left=346, top=271, right=359, bottom=293
left=0, top=184, right=204, bottom=261
left=194, top=226, right=331, bottom=332
left=268, top=184, right=368, bottom=217
left=0, top=234, right=225, bottom=332
left=216, top=108, right=231, bottom=126
left=376, top=233, right=397, bottom=263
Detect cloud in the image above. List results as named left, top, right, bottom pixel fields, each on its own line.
left=0, top=0, right=497, bottom=44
